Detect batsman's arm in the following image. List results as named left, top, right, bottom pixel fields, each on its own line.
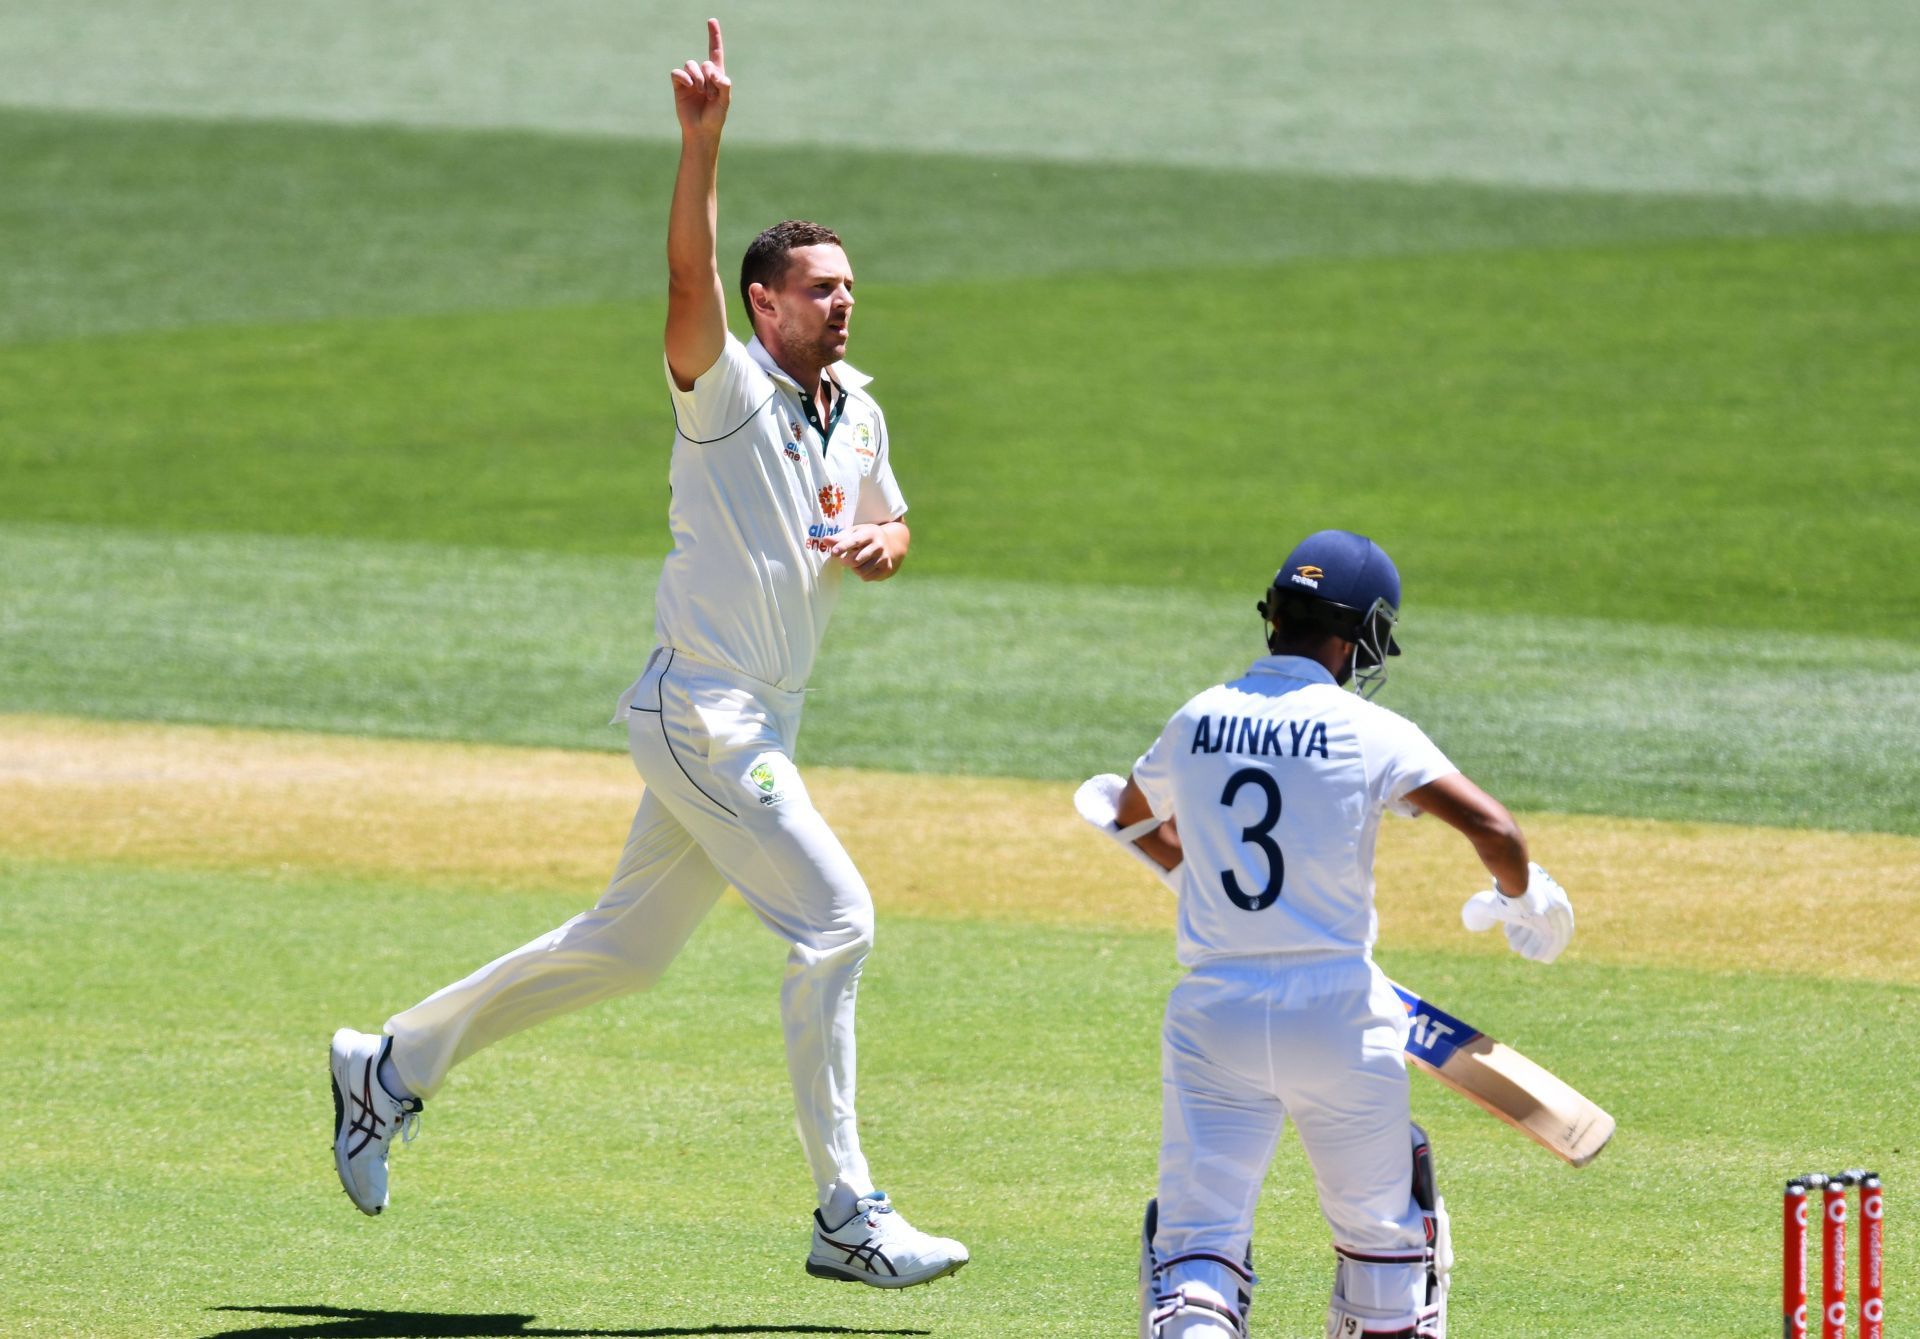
left=1072, top=773, right=1179, bottom=888
left=1404, top=772, right=1528, bottom=895
left=1413, top=773, right=1574, bottom=962
left=665, top=18, right=732, bottom=391
left=1116, top=776, right=1181, bottom=872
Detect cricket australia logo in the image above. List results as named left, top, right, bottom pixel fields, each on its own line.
left=818, top=484, right=845, bottom=519
left=749, top=760, right=785, bottom=807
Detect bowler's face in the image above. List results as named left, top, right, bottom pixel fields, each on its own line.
left=770, top=243, right=854, bottom=365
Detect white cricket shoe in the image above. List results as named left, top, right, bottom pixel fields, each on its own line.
left=806, top=1191, right=969, bottom=1289
left=329, top=1028, right=422, bottom=1216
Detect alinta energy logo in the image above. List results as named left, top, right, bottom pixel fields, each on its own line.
left=1291, top=564, right=1324, bottom=589
left=818, top=484, right=846, bottom=519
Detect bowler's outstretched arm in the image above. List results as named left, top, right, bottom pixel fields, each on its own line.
left=665, top=18, right=732, bottom=390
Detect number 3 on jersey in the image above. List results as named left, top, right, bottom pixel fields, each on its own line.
left=1219, top=767, right=1284, bottom=911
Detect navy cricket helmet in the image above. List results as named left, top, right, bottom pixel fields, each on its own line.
left=1256, top=529, right=1403, bottom=698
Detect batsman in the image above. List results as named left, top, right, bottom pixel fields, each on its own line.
left=1078, top=530, right=1577, bottom=1339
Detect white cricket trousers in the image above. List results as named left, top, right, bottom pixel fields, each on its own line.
left=385, top=647, right=875, bottom=1199
left=1156, top=955, right=1427, bottom=1313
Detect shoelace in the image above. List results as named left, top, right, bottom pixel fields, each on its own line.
left=856, top=1193, right=904, bottom=1233
left=396, top=1105, right=423, bottom=1143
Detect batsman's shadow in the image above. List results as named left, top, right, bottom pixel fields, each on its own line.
left=203, top=1305, right=933, bottom=1339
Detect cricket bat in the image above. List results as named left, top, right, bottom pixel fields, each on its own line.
left=1391, top=982, right=1615, bottom=1168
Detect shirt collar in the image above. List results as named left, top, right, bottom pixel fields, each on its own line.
left=745, top=334, right=873, bottom=394
left=1247, top=654, right=1339, bottom=686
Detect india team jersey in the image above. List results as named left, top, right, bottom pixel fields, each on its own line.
left=644, top=332, right=907, bottom=694
left=1131, top=655, right=1457, bottom=967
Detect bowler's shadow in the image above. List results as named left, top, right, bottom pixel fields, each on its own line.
left=204, top=1305, right=932, bottom=1339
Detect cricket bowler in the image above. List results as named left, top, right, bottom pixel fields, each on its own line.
left=327, top=17, right=968, bottom=1290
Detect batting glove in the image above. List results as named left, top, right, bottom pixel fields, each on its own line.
left=1461, top=862, right=1574, bottom=964
left=1073, top=773, right=1179, bottom=894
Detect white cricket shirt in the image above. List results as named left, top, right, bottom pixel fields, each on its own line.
left=1131, top=655, right=1458, bottom=967
left=636, top=332, right=907, bottom=696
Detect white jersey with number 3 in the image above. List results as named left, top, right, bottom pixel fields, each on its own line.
left=1132, top=654, right=1457, bottom=967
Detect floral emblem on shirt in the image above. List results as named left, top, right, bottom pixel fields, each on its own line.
left=818, top=484, right=846, bottom=518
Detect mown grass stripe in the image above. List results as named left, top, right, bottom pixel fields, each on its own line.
left=6, top=107, right=1917, bottom=344
left=8, top=715, right=1916, bottom=982
left=6, top=525, right=1917, bottom=834
left=6, top=235, right=1915, bottom=637
left=4, top=1, right=1916, bottom=202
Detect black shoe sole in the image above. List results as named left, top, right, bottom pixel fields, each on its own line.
left=806, top=1256, right=968, bottom=1289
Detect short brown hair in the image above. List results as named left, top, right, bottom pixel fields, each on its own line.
left=739, top=220, right=843, bottom=322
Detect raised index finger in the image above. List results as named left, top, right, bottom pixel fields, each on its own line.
left=707, top=17, right=724, bottom=71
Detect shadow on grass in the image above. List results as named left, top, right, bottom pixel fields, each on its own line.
left=203, top=1306, right=933, bottom=1339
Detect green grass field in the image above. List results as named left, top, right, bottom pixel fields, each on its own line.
left=6, top=856, right=1913, bottom=1337
left=4, top=2, right=1918, bottom=1335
